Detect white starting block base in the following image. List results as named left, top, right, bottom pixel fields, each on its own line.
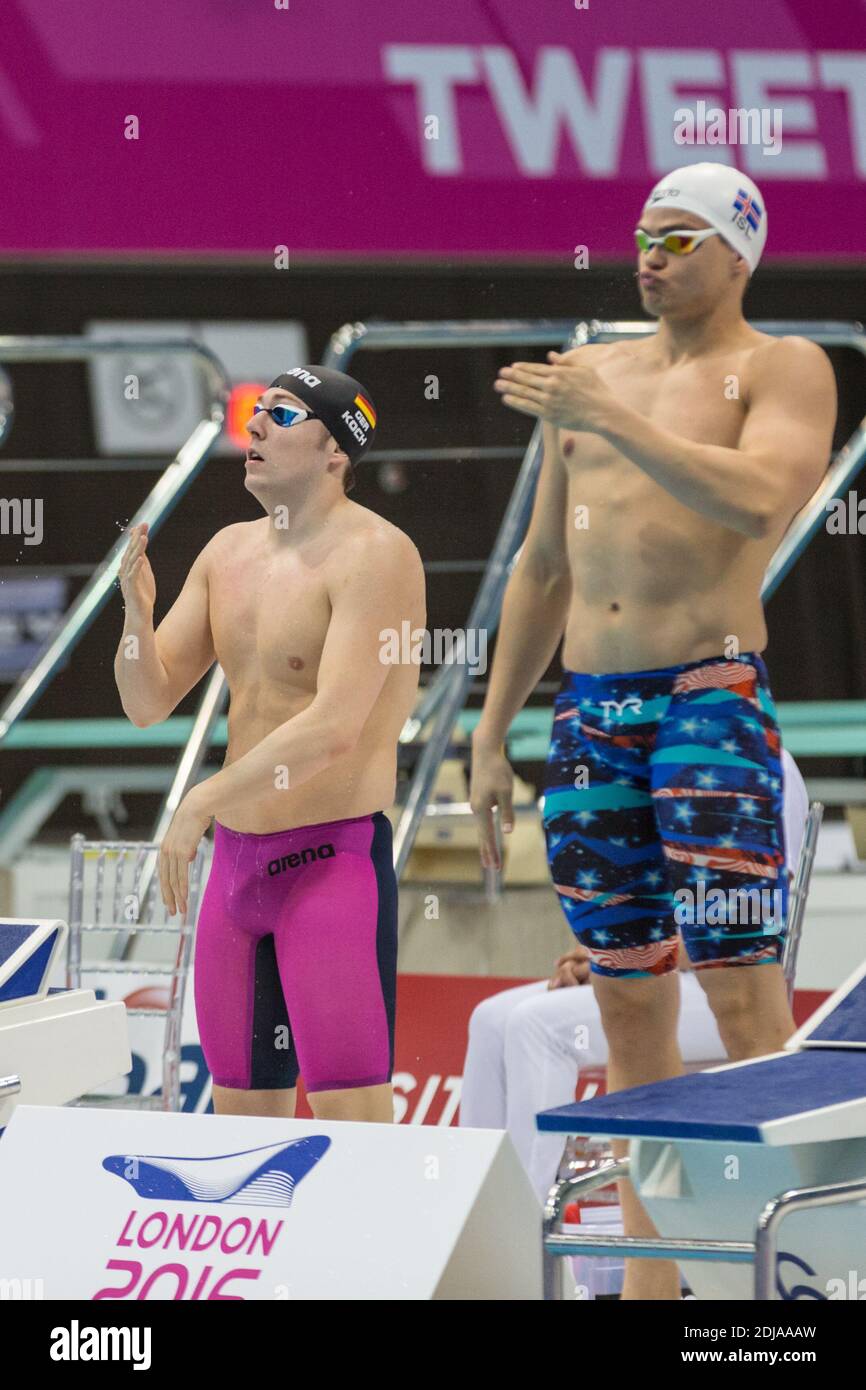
left=0, top=990, right=130, bottom=1128
left=0, top=916, right=132, bottom=1126
left=539, top=960, right=866, bottom=1300
left=0, top=1106, right=545, bottom=1300
left=633, top=1131, right=866, bottom=1299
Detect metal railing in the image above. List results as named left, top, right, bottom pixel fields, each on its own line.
left=541, top=1145, right=866, bottom=1301
left=152, top=319, right=592, bottom=872
left=781, top=801, right=824, bottom=1003
left=0, top=335, right=230, bottom=744
left=755, top=1177, right=866, bottom=1299
left=67, top=834, right=207, bottom=1110
left=321, top=318, right=866, bottom=878
left=98, top=662, right=227, bottom=960
left=71, top=317, right=863, bottom=905
left=3, top=322, right=863, bottom=902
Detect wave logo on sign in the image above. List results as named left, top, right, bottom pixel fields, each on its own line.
left=102, top=1137, right=331, bottom=1208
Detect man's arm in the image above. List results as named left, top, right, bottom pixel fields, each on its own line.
left=114, top=529, right=216, bottom=727
left=194, top=528, right=425, bottom=819
left=598, top=337, right=836, bottom=538
left=473, top=420, right=572, bottom=748
left=498, top=339, right=837, bottom=540
left=470, top=421, right=571, bottom=866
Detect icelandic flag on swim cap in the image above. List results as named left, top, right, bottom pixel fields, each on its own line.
left=733, top=188, right=762, bottom=234
left=644, top=162, right=768, bottom=274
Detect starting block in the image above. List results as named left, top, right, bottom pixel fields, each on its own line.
left=0, top=917, right=130, bottom=1130
left=538, top=958, right=866, bottom=1300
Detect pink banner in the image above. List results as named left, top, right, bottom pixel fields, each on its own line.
left=1, top=0, right=864, bottom=259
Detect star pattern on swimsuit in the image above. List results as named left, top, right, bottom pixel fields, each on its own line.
left=696, top=770, right=721, bottom=788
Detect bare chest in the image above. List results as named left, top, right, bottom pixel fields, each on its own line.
left=560, top=353, right=748, bottom=490
left=208, top=543, right=331, bottom=694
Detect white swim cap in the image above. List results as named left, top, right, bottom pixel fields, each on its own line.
left=643, top=162, right=768, bottom=275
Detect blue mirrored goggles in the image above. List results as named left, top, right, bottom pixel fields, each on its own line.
left=252, top=403, right=320, bottom=428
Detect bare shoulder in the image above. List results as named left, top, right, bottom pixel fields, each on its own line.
left=557, top=341, right=622, bottom=366
left=206, top=519, right=260, bottom=559
left=332, top=505, right=425, bottom=584
left=746, top=333, right=836, bottom=389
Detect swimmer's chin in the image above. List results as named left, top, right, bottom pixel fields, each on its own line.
left=638, top=293, right=664, bottom=319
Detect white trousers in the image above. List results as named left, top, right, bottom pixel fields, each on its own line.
left=460, top=972, right=726, bottom=1204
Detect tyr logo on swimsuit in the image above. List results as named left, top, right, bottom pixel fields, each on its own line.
left=599, top=697, right=644, bottom=719
left=267, top=844, right=336, bottom=877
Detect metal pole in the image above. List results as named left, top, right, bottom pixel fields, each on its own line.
left=754, top=1177, right=866, bottom=1300
left=115, top=664, right=228, bottom=957
left=0, top=337, right=230, bottom=743
left=320, top=319, right=866, bottom=878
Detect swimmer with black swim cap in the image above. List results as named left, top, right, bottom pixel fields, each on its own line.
left=253, top=364, right=378, bottom=493
left=118, top=357, right=425, bottom=1130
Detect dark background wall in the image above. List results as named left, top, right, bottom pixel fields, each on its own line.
left=0, top=259, right=864, bottom=831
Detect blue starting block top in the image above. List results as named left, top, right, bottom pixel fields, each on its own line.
left=538, top=957, right=866, bottom=1144
left=791, top=959, right=866, bottom=1050
left=0, top=919, right=67, bottom=1006
left=537, top=1050, right=866, bottom=1144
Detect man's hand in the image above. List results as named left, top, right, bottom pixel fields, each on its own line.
left=495, top=350, right=614, bottom=432
left=119, top=522, right=157, bottom=620
left=159, top=786, right=213, bottom=917
left=547, top=943, right=592, bottom=990
left=469, top=736, right=515, bottom=870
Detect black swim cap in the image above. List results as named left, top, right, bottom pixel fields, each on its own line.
left=267, top=365, right=378, bottom=466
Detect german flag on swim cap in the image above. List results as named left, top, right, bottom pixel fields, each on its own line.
left=354, top=392, right=376, bottom=429
left=266, top=364, right=378, bottom=464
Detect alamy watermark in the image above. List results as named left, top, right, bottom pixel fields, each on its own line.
left=826, top=491, right=866, bottom=534
left=379, top=623, right=487, bottom=675
left=674, top=882, right=784, bottom=930
left=0, top=497, right=43, bottom=545
left=674, top=102, right=782, bottom=156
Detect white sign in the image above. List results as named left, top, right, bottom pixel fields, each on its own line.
left=0, top=1105, right=542, bottom=1300
left=86, top=320, right=308, bottom=456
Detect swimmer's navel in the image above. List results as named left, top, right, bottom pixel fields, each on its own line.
left=562, top=438, right=575, bottom=457
left=288, top=656, right=304, bottom=671
left=610, top=602, right=620, bottom=613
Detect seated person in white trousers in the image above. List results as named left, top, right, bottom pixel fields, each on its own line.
left=459, top=748, right=809, bottom=1205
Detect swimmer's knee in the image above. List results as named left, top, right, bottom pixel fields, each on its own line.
left=211, top=1082, right=297, bottom=1118
left=592, top=969, right=680, bottom=1033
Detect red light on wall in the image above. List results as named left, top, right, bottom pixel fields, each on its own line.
left=226, top=382, right=265, bottom=448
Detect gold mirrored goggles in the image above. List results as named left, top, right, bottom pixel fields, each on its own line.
left=634, top=227, right=721, bottom=255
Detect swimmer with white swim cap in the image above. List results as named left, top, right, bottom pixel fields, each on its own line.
left=472, top=162, right=838, bottom=1298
